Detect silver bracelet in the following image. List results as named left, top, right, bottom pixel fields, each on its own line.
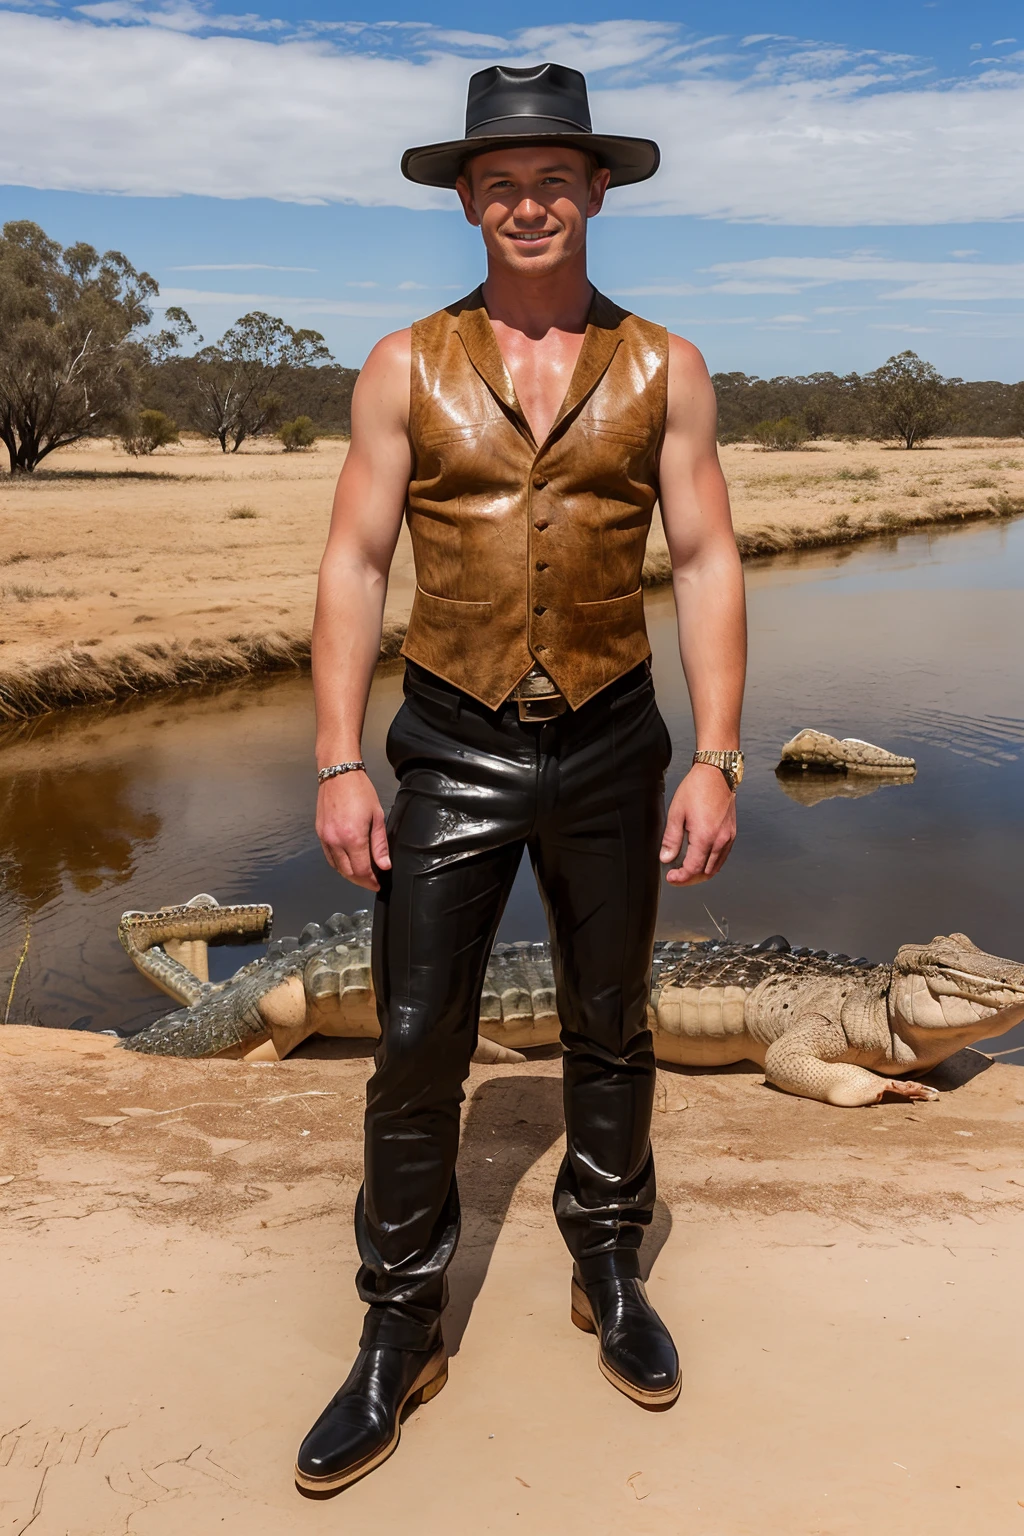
left=317, top=761, right=366, bottom=784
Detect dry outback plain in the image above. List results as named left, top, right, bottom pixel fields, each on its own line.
left=0, top=434, right=1021, bottom=716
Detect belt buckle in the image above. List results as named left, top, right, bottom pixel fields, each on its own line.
left=517, top=695, right=567, bottom=722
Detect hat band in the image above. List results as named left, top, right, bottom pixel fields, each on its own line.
left=467, top=112, right=592, bottom=138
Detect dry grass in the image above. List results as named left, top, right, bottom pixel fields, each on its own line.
left=1, top=582, right=80, bottom=602
left=1, top=467, right=212, bottom=484
left=0, top=622, right=410, bottom=722
left=1, top=433, right=1022, bottom=721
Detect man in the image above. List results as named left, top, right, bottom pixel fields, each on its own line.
left=297, top=62, right=746, bottom=1492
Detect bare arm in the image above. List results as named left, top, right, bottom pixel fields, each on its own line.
left=657, top=335, right=747, bottom=886
left=312, top=329, right=412, bottom=890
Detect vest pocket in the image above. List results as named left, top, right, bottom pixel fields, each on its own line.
left=574, top=587, right=644, bottom=626
left=413, top=584, right=492, bottom=616
left=586, top=420, right=650, bottom=446
left=416, top=424, right=489, bottom=446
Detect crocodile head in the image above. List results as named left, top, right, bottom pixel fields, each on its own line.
left=890, top=933, right=1024, bottom=1050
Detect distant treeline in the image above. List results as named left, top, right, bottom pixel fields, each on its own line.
left=143, top=355, right=360, bottom=439
left=713, top=370, right=1024, bottom=443
left=140, top=361, right=1022, bottom=445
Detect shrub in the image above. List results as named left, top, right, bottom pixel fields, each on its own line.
left=120, top=408, right=179, bottom=456
left=835, top=465, right=880, bottom=482
left=277, top=415, right=318, bottom=451
left=751, top=417, right=808, bottom=451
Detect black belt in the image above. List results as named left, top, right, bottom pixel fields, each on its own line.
left=403, top=659, right=651, bottom=723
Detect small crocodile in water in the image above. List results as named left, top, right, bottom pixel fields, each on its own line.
left=778, top=728, right=916, bottom=776
left=118, top=896, right=1024, bottom=1108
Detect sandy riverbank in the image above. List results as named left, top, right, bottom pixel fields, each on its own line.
left=1, top=1024, right=1022, bottom=1533
left=1, top=435, right=1021, bottom=720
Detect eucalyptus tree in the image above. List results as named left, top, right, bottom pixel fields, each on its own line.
left=867, top=351, right=958, bottom=450
left=160, top=308, right=334, bottom=453
left=0, top=220, right=157, bottom=473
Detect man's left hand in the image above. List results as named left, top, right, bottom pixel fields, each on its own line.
left=659, top=763, right=737, bottom=885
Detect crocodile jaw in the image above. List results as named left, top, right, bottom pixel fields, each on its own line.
left=890, top=933, right=1024, bottom=1060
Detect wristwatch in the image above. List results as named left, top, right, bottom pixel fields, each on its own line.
left=692, top=749, right=745, bottom=792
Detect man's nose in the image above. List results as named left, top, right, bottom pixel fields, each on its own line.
left=512, top=196, right=546, bottom=221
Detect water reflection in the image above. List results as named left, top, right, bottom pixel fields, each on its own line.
left=0, top=764, right=160, bottom=910
left=1, top=518, right=1022, bottom=1054
left=773, top=767, right=918, bottom=808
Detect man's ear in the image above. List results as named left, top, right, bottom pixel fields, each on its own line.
left=455, top=175, right=482, bottom=228
left=587, top=166, right=612, bottom=220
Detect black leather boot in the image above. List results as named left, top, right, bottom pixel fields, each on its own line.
left=571, top=1269, right=680, bottom=1407
left=295, top=1327, right=447, bottom=1493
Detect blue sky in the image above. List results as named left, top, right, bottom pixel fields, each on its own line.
left=1, top=1, right=1022, bottom=378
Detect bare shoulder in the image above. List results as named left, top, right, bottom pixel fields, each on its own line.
left=351, top=327, right=412, bottom=433
left=357, top=327, right=412, bottom=390
left=664, top=332, right=716, bottom=429
left=666, top=332, right=712, bottom=388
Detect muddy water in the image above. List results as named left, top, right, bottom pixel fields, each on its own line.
left=1, top=516, right=1023, bottom=1059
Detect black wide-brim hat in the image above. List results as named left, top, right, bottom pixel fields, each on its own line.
left=402, top=62, right=660, bottom=190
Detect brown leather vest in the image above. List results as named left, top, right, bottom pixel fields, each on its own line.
left=401, top=286, right=668, bottom=709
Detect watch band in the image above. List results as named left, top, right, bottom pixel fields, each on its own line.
left=692, top=749, right=744, bottom=790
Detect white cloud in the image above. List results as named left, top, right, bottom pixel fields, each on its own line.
left=76, top=0, right=284, bottom=32
left=0, top=15, right=1021, bottom=224
left=157, top=286, right=416, bottom=317
left=704, top=257, right=1024, bottom=301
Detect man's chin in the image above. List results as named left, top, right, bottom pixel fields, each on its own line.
left=494, top=243, right=569, bottom=277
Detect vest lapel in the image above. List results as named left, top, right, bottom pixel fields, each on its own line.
left=454, top=290, right=529, bottom=436
left=544, top=290, right=623, bottom=445
left=453, top=287, right=626, bottom=448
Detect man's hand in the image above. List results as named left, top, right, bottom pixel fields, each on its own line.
left=316, top=773, right=391, bottom=891
left=660, top=763, right=737, bottom=886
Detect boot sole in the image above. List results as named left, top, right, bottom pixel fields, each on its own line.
left=294, top=1348, right=448, bottom=1493
left=570, top=1279, right=681, bottom=1408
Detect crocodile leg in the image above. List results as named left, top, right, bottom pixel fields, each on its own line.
left=764, top=1016, right=939, bottom=1107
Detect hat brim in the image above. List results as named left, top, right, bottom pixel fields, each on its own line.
left=401, top=130, right=660, bottom=190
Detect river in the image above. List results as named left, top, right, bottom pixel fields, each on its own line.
left=1, top=516, right=1022, bottom=1059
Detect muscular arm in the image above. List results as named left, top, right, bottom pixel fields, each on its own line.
left=312, top=330, right=412, bottom=890
left=657, top=335, right=747, bottom=885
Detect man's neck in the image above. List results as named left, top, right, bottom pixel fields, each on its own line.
left=481, top=258, right=594, bottom=340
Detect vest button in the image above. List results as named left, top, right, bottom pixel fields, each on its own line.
left=535, top=560, right=548, bottom=571
left=534, top=518, right=548, bottom=531
left=533, top=475, right=548, bottom=489
left=533, top=605, right=546, bottom=616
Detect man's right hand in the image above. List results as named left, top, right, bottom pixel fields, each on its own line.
left=316, top=772, right=392, bottom=891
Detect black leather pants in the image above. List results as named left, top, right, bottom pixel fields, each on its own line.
left=355, top=660, right=672, bottom=1350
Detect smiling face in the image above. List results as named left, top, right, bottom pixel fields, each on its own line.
left=455, top=145, right=610, bottom=279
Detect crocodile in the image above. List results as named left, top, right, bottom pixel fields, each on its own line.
left=778, top=729, right=916, bottom=776
left=119, top=896, right=1024, bottom=1108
